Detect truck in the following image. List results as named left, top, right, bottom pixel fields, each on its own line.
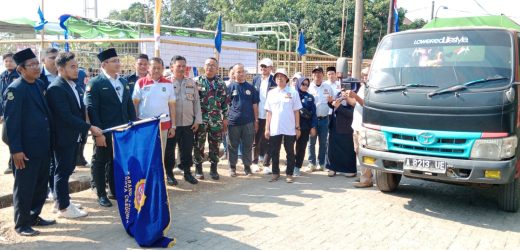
left=358, top=16, right=520, bottom=212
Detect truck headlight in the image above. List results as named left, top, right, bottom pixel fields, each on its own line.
left=470, top=136, right=517, bottom=160
left=361, top=129, right=388, bottom=151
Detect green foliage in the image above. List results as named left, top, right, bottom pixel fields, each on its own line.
left=108, top=0, right=422, bottom=59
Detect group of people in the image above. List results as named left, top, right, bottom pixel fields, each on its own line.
left=0, top=47, right=371, bottom=237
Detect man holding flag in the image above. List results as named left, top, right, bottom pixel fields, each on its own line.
left=85, top=48, right=137, bottom=207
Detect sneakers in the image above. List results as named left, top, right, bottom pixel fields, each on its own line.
left=328, top=170, right=336, bottom=177
left=293, top=167, right=301, bottom=176
left=251, top=164, right=261, bottom=173
left=316, top=165, right=325, bottom=171
left=304, top=163, right=316, bottom=173
left=229, top=169, right=237, bottom=177
left=53, top=202, right=82, bottom=213
left=345, top=173, right=357, bottom=178
left=286, top=175, right=294, bottom=183
left=353, top=181, right=373, bottom=188
left=172, top=167, right=183, bottom=174
left=3, top=167, right=12, bottom=174
left=263, top=166, right=273, bottom=175
left=167, top=176, right=178, bottom=186
left=58, top=204, right=88, bottom=219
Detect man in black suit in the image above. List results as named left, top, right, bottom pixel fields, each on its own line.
left=46, top=52, right=103, bottom=218
left=84, top=48, right=137, bottom=207
left=252, top=58, right=277, bottom=173
left=3, top=48, right=56, bottom=236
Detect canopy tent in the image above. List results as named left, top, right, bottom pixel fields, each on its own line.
left=423, top=15, right=520, bottom=31
left=0, top=16, right=257, bottom=42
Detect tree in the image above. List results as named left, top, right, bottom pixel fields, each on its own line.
left=108, top=0, right=415, bottom=59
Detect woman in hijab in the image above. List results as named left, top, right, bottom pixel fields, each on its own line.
left=294, top=77, right=317, bottom=176
left=326, top=88, right=357, bottom=177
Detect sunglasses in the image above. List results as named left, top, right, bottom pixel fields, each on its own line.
left=301, top=83, right=309, bottom=87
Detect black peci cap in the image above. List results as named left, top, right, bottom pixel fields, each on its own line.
left=97, top=48, right=118, bottom=62
left=13, top=48, right=36, bottom=65
left=311, top=66, right=324, bottom=73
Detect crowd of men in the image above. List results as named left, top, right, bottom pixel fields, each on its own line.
left=0, top=47, right=369, bottom=237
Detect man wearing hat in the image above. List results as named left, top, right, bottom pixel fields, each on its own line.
left=324, top=66, right=341, bottom=94
left=306, top=66, right=334, bottom=172
left=84, top=48, right=137, bottom=207
left=3, top=48, right=56, bottom=236
left=252, top=58, right=276, bottom=174
left=264, top=69, right=302, bottom=183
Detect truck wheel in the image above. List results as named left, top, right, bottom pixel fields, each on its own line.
left=498, top=177, right=520, bottom=212
left=375, top=170, right=401, bottom=192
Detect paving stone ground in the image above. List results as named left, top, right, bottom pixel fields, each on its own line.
left=1, top=127, right=520, bottom=249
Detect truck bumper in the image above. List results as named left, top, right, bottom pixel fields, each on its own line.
left=358, top=147, right=517, bottom=184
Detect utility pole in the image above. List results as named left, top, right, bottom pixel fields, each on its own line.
left=352, top=0, right=363, bottom=79
left=340, top=0, right=346, bottom=57
left=431, top=1, right=435, bottom=20
left=386, top=0, right=395, bottom=34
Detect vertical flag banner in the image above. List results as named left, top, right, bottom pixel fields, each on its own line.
left=34, top=6, right=48, bottom=31
left=214, top=15, right=223, bottom=54
left=113, top=120, right=175, bottom=248
left=153, top=0, right=162, bottom=56
left=59, top=15, right=71, bottom=52
left=297, top=31, right=307, bottom=56
left=393, top=0, right=399, bottom=32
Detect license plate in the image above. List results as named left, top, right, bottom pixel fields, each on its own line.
left=403, top=158, right=448, bottom=174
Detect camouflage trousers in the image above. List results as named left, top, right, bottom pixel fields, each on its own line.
left=194, top=123, right=222, bottom=165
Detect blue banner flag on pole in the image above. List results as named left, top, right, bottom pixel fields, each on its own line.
left=34, top=6, right=48, bottom=31
left=214, top=15, right=223, bottom=54
left=113, top=119, right=175, bottom=248
left=393, top=0, right=399, bottom=32
left=59, top=15, right=71, bottom=52
left=297, top=31, right=306, bottom=56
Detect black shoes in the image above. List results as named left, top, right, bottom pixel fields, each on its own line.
left=167, top=176, right=178, bottom=186
left=32, top=216, right=56, bottom=226
left=184, top=173, right=199, bottom=184
left=108, top=194, right=116, bottom=200
left=210, top=163, right=219, bottom=180
left=195, top=164, right=205, bottom=180
left=16, top=226, right=39, bottom=236
left=98, top=196, right=113, bottom=207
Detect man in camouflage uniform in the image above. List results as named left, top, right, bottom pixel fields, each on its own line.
left=193, top=57, right=228, bottom=180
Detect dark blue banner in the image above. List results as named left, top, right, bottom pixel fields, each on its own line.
left=113, top=120, right=175, bottom=248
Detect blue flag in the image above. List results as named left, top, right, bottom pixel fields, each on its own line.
left=393, top=0, right=399, bottom=32
left=192, top=66, right=199, bottom=77
left=214, top=15, right=222, bottom=54
left=59, top=15, right=71, bottom=52
left=297, top=31, right=306, bottom=56
left=34, top=6, right=48, bottom=31
left=113, top=120, right=175, bottom=248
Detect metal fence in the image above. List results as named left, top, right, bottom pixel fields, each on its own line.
left=0, top=38, right=370, bottom=80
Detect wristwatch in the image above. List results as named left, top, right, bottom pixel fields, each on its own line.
left=171, top=125, right=177, bottom=129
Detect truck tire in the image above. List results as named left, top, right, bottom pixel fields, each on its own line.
left=375, top=170, right=402, bottom=192
left=498, top=178, right=520, bottom=212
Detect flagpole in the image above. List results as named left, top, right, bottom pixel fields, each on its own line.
left=153, top=0, right=162, bottom=57
left=101, top=114, right=168, bottom=134
left=39, top=0, right=45, bottom=60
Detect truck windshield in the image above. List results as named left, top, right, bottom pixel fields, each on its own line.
left=370, top=29, right=513, bottom=90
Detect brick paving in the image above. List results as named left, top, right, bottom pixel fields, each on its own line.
left=1, top=128, right=520, bottom=249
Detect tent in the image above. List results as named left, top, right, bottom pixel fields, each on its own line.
left=423, top=15, right=520, bottom=31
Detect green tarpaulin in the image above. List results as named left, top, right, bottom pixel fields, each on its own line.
left=423, top=15, right=520, bottom=31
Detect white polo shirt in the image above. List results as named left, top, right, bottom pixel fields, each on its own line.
left=265, top=86, right=303, bottom=136
left=309, top=81, right=334, bottom=118
left=133, top=76, right=176, bottom=130
left=258, top=77, right=270, bottom=119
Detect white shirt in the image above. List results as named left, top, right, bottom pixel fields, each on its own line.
left=351, top=84, right=365, bottom=131
left=102, top=69, right=124, bottom=102
left=308, top=81, right=334, bottom=117
left=324, top=80, right=341, bottom=115
left=258, top=77, right=270, bottom=119
left=132, top=78, right=176, bottom=126
left=43, top=66, right=58, bottom=84
left=66, top=79, right=81, bottom=108
left=265, top=86, right=302, bottom=136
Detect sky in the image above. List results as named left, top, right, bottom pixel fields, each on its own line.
left=0, top=0, right=519, bottom=26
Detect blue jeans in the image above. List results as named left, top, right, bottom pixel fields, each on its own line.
left=307, top=117, right=329, bottom=166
